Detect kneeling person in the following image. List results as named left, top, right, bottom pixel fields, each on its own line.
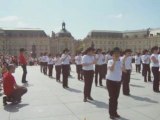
left=3, top=64, right=27, bottom=105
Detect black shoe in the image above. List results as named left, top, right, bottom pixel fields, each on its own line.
left=87, top=96, right=94, bottom=101
left=154, top=90, right=160, bottom=93
left=100, top=84, right=103, bottom=86
left=83, top=98, right=87, bottom=102
left=124, top=93, right=130, bottom=96
left=3, top=96, right=7, bottom=106
left=114, top=113, right=121, bottom=118
left=110, top=116, right=116, bottom=119
left=66, top=86, right=69, bottom=88
left=22, top=81, right=28, bottom=83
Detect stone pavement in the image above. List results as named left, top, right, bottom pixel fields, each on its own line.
left=0, top=65, right=160, bottom=120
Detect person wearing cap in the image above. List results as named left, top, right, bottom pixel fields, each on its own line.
left=106, top=47, right=124, bottom=119
left=121, top=49, right=132, bottom=96
left=61, top=48, right=71, bottom=88
left=3, top=64, right=27, bottom=105
left=19, top=48, right=28, bottom=83
left=82, top=47, right=96, bottom=102
left=141, top=49, right=151, bottom=82
left=150, top=46, right=160, bottom=92
left=95, top=48, right=105, bottom=86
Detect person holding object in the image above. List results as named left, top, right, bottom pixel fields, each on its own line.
left=19, top=48, right=28, bottom=83
left=3, top=64, right=27, bottom=105
left=82, top=47, right=96, bottom=102
left=106, top=47, right=125, bottom=119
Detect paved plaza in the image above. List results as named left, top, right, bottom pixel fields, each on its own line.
left=0, top=65, right=160, bottom=120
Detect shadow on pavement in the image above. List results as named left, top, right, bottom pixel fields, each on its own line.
left=130, top=84, right=145, bottom=88
left=4, top=103, right=29, bottom=112
left=65, top=87, right=82, bottom=93
left=130, top=95, right=158, bottom=103
left=88, top=100, right=108, bottom=109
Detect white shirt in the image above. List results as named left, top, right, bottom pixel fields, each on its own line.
left=106, top=59, right=122, bottom=81
left=38, top=56, right=43, bottom=62
left=82, top=55, right=95, bottom=71
left=135, top=55, right=141, bottom=65
left=150, top=54, right=159, bottom=67
left=42, top=55, right=48, bottom=62
left=61, top=54, right=71, bottom=65
left=141, top=55, right=150, bottom=64
left=54, top=57, right=62, bottom=66
left=95, top=54, right=105, bottom=65
left=121, top=56, right=132, bottom=70
left=75, top=55, right=82, bottom=65
left=105, top=54, right=112, bottom=64
left=158, top=55, right=160, bottom=71
left=47, top=57, right=54, bottom=65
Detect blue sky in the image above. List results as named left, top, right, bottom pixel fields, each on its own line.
left=0, top=0, right=160, bottom=39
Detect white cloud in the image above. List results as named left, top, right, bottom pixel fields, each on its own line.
left=109, top=13, right=123, bottom=19
left=0, top=16, right=20, bottom=22
left=0, top=15, right=30, bottom=28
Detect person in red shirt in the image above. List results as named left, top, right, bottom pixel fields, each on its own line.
left=3, top=64, right=27, bottom=105
left=19, top=48, right=28, bottom=83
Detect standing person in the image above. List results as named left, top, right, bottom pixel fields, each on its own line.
left=47, top=54, right=54, bottom=78
left=19, top=48, right=28, bottom=83
left=141, top=50, right=151, bottom=82
left=105, top=51, right=113, bottom=74
left=39, top=53, right=43, bottom=73
left=121, top=49, right=132, bottom=96
left=150, top=46, right=160, bottom=92
left=135, top=53, right=141, bottom=73
left=42, top=53, right=48, bottom=75
left=75, top=52, right=83, bottom=80
left=106, top=47, right=124, bottom=119
left=61, top=49, right=71, bottom=88
left=54, top=54, right=62, bottom=82
left=95, top=48, right=105, bottom=86
left=3, top=64, right=27, bottom=105
left=82, top=47, right=96, bottom=102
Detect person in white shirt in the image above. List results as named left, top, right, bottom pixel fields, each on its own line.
left=121, top=49, right=132, bottom=96
left=95, top=49, right=105, bottom=86
left=106, top=47, right=124, bottom=119
left=61, top=48, right=71, bottom=88
left=135, top=53, right=141, bottom=73
left=150, top=46, right=160, bottom=92
left=105, top=51, right=113, bottom=74
left=75, top=52, right=83, bottom=80
left=47, top=54, right=54, bottom=78
left=141, top=50, right=151, bottom=82
left=54, top=54, right=62, bottom=82
left=82, top=47, right=96, bottom=102
left=38, top=53, right=43, bottom=73
left=42, top=53, right=48, bottom=75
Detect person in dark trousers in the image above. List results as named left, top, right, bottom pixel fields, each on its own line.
left=95, top=48, right=105, bottom=86
left=75, top=52, right=83, bottom=80
left=54, top=54, right=62, bottom=82
left=135, top=53, right=141, bottom=73
left=61, top=49, right=71, bottom=88
left=47, top=54, right=54, bottom=77
left=82, top=47, right=96, bottom=102
left=121, top=49, right=132, bottom=96
left=3, top=64, right=27, bottom=105
left=18, top=48, right=28, bottom=83
left=141, top=50, right=151, bottom=82
left=106, top=47, right=124, bottom=119
left=150, top=46, right=160, bottom=92
left=39, top=53, right=43, bottom=73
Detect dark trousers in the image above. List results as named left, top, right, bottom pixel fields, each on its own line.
left=48, top=64, right=53, bottom=77
left=83, top=70, right=94, bottom=98
left=135, top=64, right=141, bottom=73
left=62, top=65, right=70, bottom=87
left=102, top=64, right=107, bottom=79
left=21, top=65, right=27, bottom=82
left=9, top=87, right=27, bottom=101
left=76, top=65, right=83, bottom=80
left=122, top=70, right=131, bottom=95
left=95, top=65, right=103, bottom=86
left=55, top=65, right=61, bottom=81
left=152, top=67, right=159, bottom=91
left=43, top=62, right=47, bottom=75
left=107, top=80, right=121, bottom=116
left=142, top=64, right=151, bottom=82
